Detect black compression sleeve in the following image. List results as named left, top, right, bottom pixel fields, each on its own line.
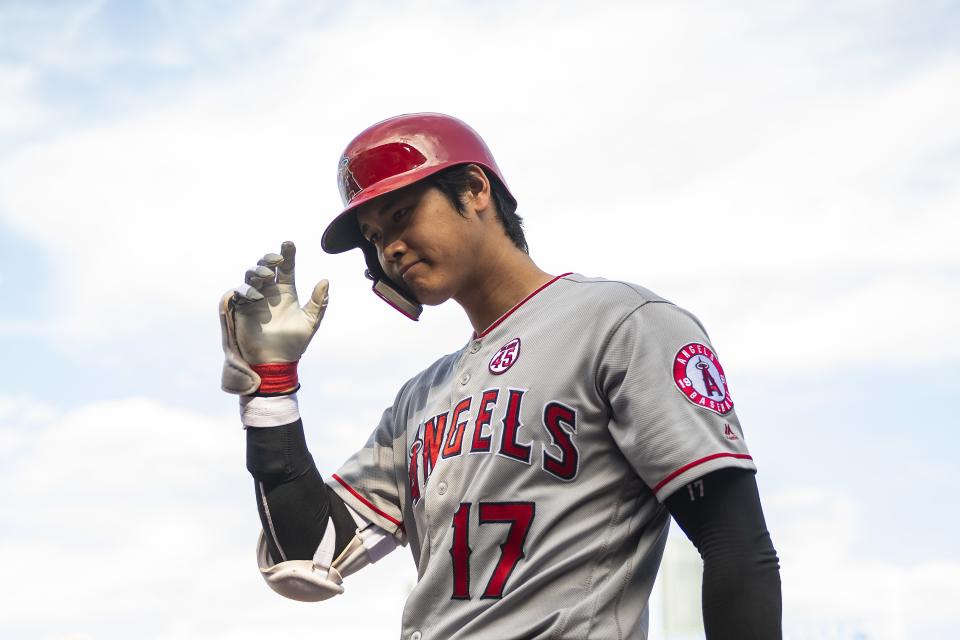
left=246, top=419, right=356, bottom=563
left=664, top=467, right=782, bottom=640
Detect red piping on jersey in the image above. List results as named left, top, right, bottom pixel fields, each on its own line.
left=653, top=453, right=754, bottom=493
left=332, top=474, right=405, bottom=530
left=475, top=272, right=573, bottom=339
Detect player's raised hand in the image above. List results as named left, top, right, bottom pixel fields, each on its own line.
left=219, top=241, right=329, bottom=395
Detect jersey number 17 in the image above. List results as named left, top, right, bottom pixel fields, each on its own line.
left=450, top=501, right=535, bottom=599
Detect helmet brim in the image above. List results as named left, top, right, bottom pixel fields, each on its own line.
left=321, top=162, right=457, bottom=254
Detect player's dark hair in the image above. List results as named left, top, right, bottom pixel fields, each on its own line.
left=428, top=164, right=529, bottom=253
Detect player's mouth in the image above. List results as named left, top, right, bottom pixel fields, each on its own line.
left=399, top=260, right=422, bottom=281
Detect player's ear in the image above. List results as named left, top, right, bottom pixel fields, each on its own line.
left=463, top=164, right=492, bottom=214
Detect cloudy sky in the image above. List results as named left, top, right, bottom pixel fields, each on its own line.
left=1, top=1, right=957, bottom=638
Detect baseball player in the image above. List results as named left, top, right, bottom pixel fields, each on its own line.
left=219, top=113, right=782, bottom=639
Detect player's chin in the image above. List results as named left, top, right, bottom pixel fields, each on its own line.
left=405, top=276, right=453, bottom=306
left=401, top=265, right=446, bottom=305
left=411, top=284, right=452, bottom=307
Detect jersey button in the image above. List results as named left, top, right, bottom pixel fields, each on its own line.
left=410, top=632, right=422, bottom=640
left=437, top=481, right=447, bottom=495
left=459, top=372, right=470, bottom=385
left=470, top=340, right=482, bottom=354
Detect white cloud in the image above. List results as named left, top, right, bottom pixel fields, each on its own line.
left=603, top=482, right=960, bottom=640
left=671, top=268, right=960, bottom=375
left=0, top=62, right=53, bottom=139
left=0, top=1, right=956, bottom=376
left=0, top=1, right=322, bottom=77
left=9, top=395, right=958, bottom=640
left=766, top=487, right=960, bottom=639
left=0, top=396, right=415, bottom=638
left=0, top=394, right=59, bottom=455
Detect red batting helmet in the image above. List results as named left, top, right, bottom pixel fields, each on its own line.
left=321, top=113, right=516, bottom=321
left=321, top=112, right=516, bottom=254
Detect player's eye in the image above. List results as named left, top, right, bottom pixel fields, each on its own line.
left=392, top=208, right=409, bottom=222
left=368, top=231, right=382, bottom=245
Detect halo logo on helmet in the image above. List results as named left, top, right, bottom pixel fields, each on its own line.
left=338, top=143, right=428, bottom=205
left=337, top=155, right=362, bottom=204
left=322, top=113, right=516, bottom=321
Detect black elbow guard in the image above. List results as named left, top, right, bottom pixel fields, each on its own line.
left=246, top=419, right=314, bottom=482
left=247, top=419, right=357, bottom=561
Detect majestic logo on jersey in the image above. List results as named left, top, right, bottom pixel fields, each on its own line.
left=489, top=338, right=521, bottom=374
left=672, top=342, right=734, bottom=415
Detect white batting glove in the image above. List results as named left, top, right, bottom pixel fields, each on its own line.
left=219, top=241, right=329, bottom=395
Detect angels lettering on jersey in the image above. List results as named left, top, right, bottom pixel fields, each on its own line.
left=408, top=387, right=580, bottom=503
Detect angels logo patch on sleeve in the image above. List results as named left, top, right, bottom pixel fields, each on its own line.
left=672, top=342, right=734, bottom=415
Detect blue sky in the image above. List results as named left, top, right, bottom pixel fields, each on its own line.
left=1, top=1, right=958, bottom=639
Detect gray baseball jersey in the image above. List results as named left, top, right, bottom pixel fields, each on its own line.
left=328, top=273, right=756, bottom=640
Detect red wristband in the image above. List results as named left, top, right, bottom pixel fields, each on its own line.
left=251, top=361, right=299, bottom=394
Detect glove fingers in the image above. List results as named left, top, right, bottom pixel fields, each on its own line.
left=258, top=253, right=283, bottom=268
left=277, top=241, right=296, bottom=285
left=302, top=279, right=329, bottom=330
left=257, top=254, right=282, bottom=285
left=219, top=289, right=238, bottom=350
left=243, top=266, right=276, bottom=295
left=246, top=265, right=275, bottom=287
left=234, top=283, right=264, bottom=303
left=219, top=289, right=261, bottom=394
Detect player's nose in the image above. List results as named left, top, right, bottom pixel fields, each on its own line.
left=384, top=236, right=408, bottom=267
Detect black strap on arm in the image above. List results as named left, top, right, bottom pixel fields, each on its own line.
left=664, top=467, right=782, bottom=640
left=246, top=419, right=357, bottom=563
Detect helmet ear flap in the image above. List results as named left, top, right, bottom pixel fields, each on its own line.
left=359, top=242, right=423, bottom=321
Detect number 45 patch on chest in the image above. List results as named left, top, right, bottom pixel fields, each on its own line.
left=489, top=338, right=521, bottom=374
left=672, top=342, right=734, bottom=415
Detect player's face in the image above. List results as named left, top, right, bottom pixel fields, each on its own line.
left=355, top=181, right=486, bottom=306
